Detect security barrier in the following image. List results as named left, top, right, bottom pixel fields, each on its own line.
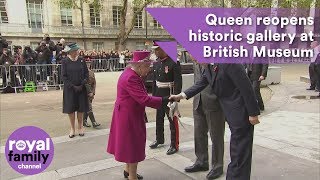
left=89, top=58, right=129, bottom=72
left=2, top=58, right=130, bottom=93
left=0, top=65, right=7, bottom=89
left=1, top=57, right=310, bottom=93
left=7, top=64, right=62, bottom=93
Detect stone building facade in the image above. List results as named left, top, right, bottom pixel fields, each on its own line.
left=0, top=0, right=175, bottom=51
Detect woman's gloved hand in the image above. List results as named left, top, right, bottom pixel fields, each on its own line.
left=73, top=85, right=83, bottom=92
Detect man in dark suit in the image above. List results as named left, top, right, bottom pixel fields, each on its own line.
left=170, top=63, right=260, bottom=180
left=246, top=63, right=268, bottom=111
left=184, top=55, right=225, bottom=180
left=308, top=41, right=319, bottom=91
left=314, top=48, right=320, bottom=97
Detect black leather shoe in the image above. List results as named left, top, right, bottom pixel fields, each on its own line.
left=68, top=134, right=75, bottom=138
left=123, top=170, right=143, bottom=179
left=83, top=121, right=91, bottom=127
left=206, top=168, right=223, bottom=180
left=92, top=122, right=101, bottom=128
left=149, top=141, right=163, bottom=149
left=185, top=164, right=209, bottom=173
left=307, top=87, right=315, bottom=90
left=166, top=146, right=178, bottom=155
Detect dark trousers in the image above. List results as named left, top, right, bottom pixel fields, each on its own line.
left=251, top=80, right=264, bottom=110
left=315, top=64, right=320, bottom=92
left=2, top=70, right=17, bottom=87
left=309, top=63, right=318, bottom=89
left=25, top=65, right=37, bottom=83
left=226, top=116, right=254, bottom=180
left=54, top=66, right=62, bottom=84
left=156, top=104, right=179, bottom=148
left=193, top=102, right=225, bottom=170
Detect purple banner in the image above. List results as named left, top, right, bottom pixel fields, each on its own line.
left=146, top=8, right=319, bottom=64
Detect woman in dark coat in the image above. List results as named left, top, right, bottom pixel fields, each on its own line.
left=61, top=43, right=89, bottom=138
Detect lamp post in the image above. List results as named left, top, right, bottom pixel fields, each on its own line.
left=144, top=0, right=149, bottom=50
left=145, top=8, right=148, bottom=39
left=80, top=0, right=86, bottom=50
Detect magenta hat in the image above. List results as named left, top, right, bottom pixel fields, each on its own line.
left=128, top=51, right=152, bottom=63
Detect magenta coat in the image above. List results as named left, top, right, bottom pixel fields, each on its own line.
left=107, top=68, right=162, bottom=163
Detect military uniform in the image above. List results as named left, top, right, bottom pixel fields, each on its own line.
left=83, top=69, right=100, bottom=128
left=151, top=57, right=182, bottom=152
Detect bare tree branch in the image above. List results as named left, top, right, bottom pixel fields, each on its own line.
left=73, top=0, right=81, bottom=9
left=124, top=0, right=154, bottom=39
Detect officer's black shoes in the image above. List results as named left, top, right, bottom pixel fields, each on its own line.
left=166, top=146, right=178, bottom=155
left=149, top=141, right=163, bottom=149
left=83, top=121, right=91, bottom=127
left=184, top=164, right=209, bottom=173
left=206, top=167, right=223, bottom=180
left=123, top=170, right=143, bottom=179
left=92, top=122, right=101, bottom=128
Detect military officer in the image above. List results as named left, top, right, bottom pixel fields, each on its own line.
left=149, top=41, right=182, bottom=155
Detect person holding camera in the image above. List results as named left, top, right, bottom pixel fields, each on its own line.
left=22, top=46, right=37, bottom=83
left=55, top=38, right=66, bottom=62
left=0, top=33, right=8, bottom=57
left=61, top=43, right=89, bottom=138
left=0, top=47, right=16, bottom=87
left=23, top=46, right=37, bottom=65
left=55, top=38, right=66, bottom=89
left=42, top=34, right=56, bottom=61
left=35, top=41, right=52, bottom=81
left=13, top=46, right=26, bottom=87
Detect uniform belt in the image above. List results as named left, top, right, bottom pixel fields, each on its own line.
left=156, top=81, right=174, bottom=88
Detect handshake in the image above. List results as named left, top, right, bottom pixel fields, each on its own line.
left=162, top=94, right=185, bottom=105
left=169, top=93, right=185, bottom=102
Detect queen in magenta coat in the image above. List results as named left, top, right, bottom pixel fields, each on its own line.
left=107, top=51, right=167, bottom=180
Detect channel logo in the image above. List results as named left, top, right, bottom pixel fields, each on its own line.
left=5, top=126, right=54, bottom=175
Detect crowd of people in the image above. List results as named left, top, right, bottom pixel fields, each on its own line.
left=0, top=33, right=133, bottom=90
left=1, top=34, right=133, bottom=66
left=80, top=49, right=133, bottom=62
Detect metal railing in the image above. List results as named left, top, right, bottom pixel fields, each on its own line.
left=0, top=56, right=313, bottom=93
left=268, top=57, right=311, bottom=63
left=6, top=64, right=62, bottom=93
left=0, top=65, right=8, bottom=89
left=0, top=58, right=130, bottom=93
left=89, top=58, right=129, bottom=72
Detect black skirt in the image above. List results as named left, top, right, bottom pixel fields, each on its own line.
left=63, top=86, right=88, bottom=113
